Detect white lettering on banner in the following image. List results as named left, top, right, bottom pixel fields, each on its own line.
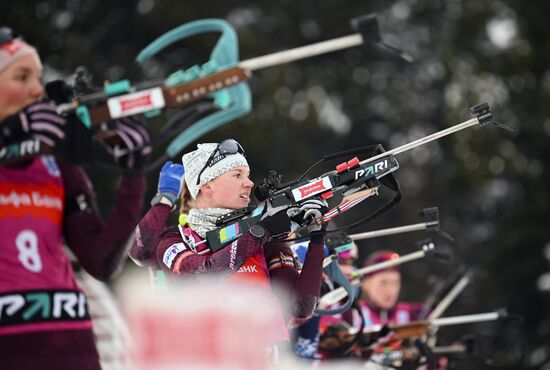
left=20, top=140, right=40, bottom=156
left=0, top=292, right=87, bottom=322
left=237, top=265, right=258, bottom=273
left=53, top=292, right=78, bottom=318
left=354, top=159, right=394, bottom=180
left=31, top=192, right=62, bottom=210
left=0, top=295, right=25, bottom=320
left=0, top=191, right=31, bottom=208
left=162, top=243, right=187, bottom=268
left=0, top=191, right=62, bottom=210
left=78, top=292, right=87, bottom=317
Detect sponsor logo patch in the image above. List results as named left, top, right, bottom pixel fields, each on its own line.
left=107, top=87, right=165, bottom=118
left=0, top=183, right=63, bottom=224
left=291, top=177, right=332, bottom=202
left=41, top=155, right=61, bottom=177
left=353, top=158, right=398, bottom=180
left=219, top=223, right=240, bottom=243
left=162, top=243, right=187, bottom=268
left=237, top=265, right=258, bottom=273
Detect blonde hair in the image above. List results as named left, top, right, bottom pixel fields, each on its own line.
left=179, top=182, right=195, bottom=215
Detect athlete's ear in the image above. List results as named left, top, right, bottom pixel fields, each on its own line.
left=200, top=182, right=214, bottom=196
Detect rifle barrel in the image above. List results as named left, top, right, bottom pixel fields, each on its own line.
left=239, top=34, right=363, bottom=71
left=432, top=312, right=501, bottom=327
left=428, top=275, right=470, bottom=320
left=361, top=118, right=480, bottom=165
left=353, top=248, right=429, bottom=277
left=319, top=247, right=431, bottom=307
left=350, top=222, right=428, bottom=240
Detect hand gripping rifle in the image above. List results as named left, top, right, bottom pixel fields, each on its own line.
left=0, top=14, right=410, bottom=170
left=205, top=103, right=508, bottom=252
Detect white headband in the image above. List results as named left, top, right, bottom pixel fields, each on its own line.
left=182, top=142, right=248, bottom=199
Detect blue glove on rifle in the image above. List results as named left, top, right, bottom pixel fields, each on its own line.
left=156, top=160, right=185, bottom=207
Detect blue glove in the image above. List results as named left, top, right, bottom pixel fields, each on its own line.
left=157, top=161, right=185, bottom=205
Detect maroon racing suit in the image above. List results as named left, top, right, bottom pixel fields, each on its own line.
left=357, top=299, right=424, bottom=327
left=130, top=204, right=325, bottom=342
left=0, top=154, right=145, bottom=370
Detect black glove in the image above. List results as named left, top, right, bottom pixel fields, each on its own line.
left=257, top=198, right=330, bottom=237
left=257, top=201, right=292, bottom=236
left=287, top=199, right=329, bottom=233
left=108, top=115, right=152, bottom=170
left=0, top=100, right=66, bottom=147
left=45, top=80, right=74, bottom=104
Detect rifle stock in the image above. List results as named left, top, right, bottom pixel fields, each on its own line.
left=58, top=66, right=251, bottom=125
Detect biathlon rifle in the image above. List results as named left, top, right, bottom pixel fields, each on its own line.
left=205, top=103, right=509, bottom=252
left=360, top=333, right=478, bottom=369
left=359, top=310, right=508, bottom=340
left=0, top=14, right=410, bottom=170
left=312, top=208, right=452, bottom=315
left=421, top=267, right=473, bottom=320
left=319, top=311, right=506, bottom=363
left=354, top=333, right=477, bottom=369
left=322, top=206, right=453, bottom=257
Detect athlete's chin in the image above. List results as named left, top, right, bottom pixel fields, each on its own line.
left=224, top=199, right=250, bottom=209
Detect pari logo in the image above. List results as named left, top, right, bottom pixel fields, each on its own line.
left=292, top=177, right=333, bottom=201
left=354, top=158, right=396, bottom=180
left=0, top=139, right=40, bottom=160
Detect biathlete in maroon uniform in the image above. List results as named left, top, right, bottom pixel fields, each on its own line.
left=317, top=250, right=425, bottom=363
left=356, top=251, right=424, bottom=327
left=0, top=29, right=148, bottom=370
left=130, top=140, right=328, bottom=351
left=320, top=250, right=424, bottom=333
